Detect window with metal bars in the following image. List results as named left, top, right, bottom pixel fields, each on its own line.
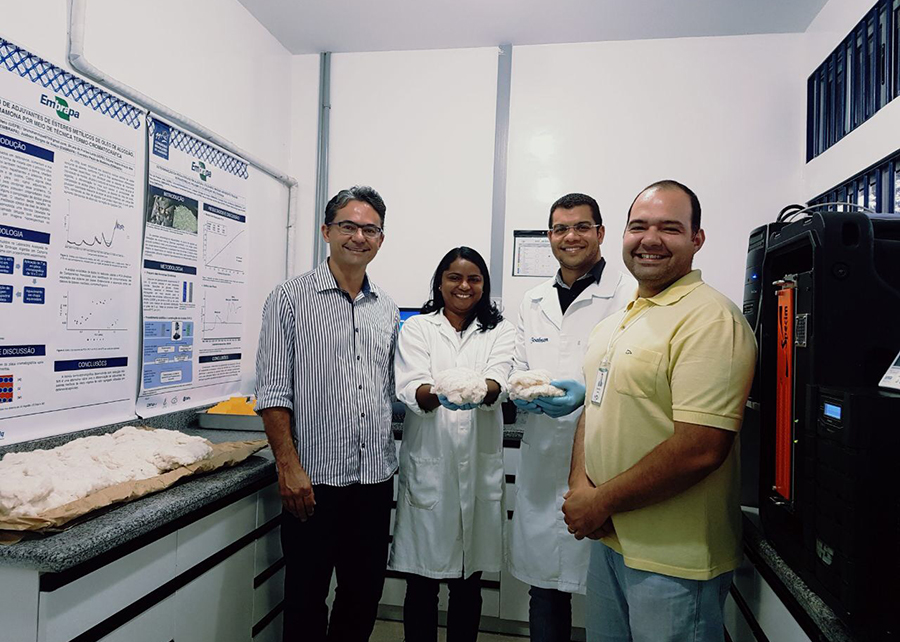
left=807, top=0, right=898, bottom=161
left=808, top=150, right=900, bottom=213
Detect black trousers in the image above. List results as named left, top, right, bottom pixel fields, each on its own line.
left=403, top=572, right=483, bottom=642
left=281, top=478, right=393, bottom=642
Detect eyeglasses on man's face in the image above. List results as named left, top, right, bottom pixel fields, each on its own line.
left=328, top=220, right=383, bottom=239
left=549, top=222, right=601, bottom=236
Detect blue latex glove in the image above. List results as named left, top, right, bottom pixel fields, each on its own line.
left=513, top=398, right=544, bottom=414
left=533, top=379, right=586, bottom=418
left=437, top=394, right=479, bottom=411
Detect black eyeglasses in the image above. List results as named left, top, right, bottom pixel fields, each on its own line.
left=327, top=220, right=383, bottom=239
left=549, top=222, right=601, bottom=236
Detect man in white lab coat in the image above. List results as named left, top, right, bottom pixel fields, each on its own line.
left=508, top=193, right=634, bottom=642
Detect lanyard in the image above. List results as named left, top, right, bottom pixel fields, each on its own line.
left=591, top=303, right=650, bottom=406
left=601, top=304, right=651, bottom=368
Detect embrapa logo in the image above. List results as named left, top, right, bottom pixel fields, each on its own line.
left=191, top=161, right=212, bottom=182
left=40, top=94, right=80, bottom=121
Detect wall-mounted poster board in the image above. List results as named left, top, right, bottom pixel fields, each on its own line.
left=0, top=38, right=145, bottom=445
left=136, top=116, right=249, bottom=417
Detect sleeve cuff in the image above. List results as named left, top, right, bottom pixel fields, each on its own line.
left=399, top=381, right=434, bottom=416
left=672, top=409, right=742, bottom=432
left=255, top=394, right=294, bottom=414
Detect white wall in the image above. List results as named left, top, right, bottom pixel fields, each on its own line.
left=802, top=0, right=900, bottom=200
left=327, top=48, right=499, bottom=308
left=1, top=0, right=298, bottom=398
left=502, top=34, right=807, bottom=311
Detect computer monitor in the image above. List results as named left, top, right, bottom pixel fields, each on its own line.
left=399, top=307, right=421, bottom=329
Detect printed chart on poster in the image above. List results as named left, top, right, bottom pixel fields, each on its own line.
left=136, top=116, right=249, bottom=417
left=0, top=38, right=145, bottom=445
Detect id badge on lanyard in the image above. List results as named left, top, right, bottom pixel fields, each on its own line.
left=590, top=305, right=647, bottom=407
left=591, top=358, right=610, bottom=406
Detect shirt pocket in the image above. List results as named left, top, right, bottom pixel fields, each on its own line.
left=475, top=452, right=504, bottom=501
left=404, top=454, right=442, bottom=510
left=613, top=346, right=662, bottom=399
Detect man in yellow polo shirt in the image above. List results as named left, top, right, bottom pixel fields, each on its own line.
left=561, top=180, right=756, bottom=642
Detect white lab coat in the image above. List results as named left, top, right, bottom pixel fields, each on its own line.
left=390, top=311, right=515, bottom=579
left=507, top=266, right=635, bottom=592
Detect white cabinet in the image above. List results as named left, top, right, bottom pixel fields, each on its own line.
left=98, top=596, right=175, bottom=642
left=38, top=534, right=177, bottom=642
left=0, top=480, right=283, bottom=642
left=726, top=554, right=813, bottom=642
left=175, top=543, right=255, bottom=642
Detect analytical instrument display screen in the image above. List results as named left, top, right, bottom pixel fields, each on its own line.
left=823, top=402, right=842, bottom=420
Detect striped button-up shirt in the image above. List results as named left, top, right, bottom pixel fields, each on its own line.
left=255, top=260, right=400, bottom=486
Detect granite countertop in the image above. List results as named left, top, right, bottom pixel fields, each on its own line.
left=0, top=426, right=275, bottom=573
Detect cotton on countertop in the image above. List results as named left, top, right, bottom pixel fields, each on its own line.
left=431, top=367, right=488, bottom=405
left=508, top=370, right=564, bottom=401
left=0, top=426, right=212, bottom=518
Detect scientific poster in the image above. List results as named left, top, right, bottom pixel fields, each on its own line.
left=136, top=116, right=249, bottom=416
left=0, top=39, right=145, bottom=445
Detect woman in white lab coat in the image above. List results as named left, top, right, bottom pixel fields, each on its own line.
left=391, top=246, right=515, bottom=642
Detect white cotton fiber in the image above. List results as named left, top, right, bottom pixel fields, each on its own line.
left=508, top=370, right=565, bottom=402
left=0, top=427, right=213, bottom=519
left=432, top=367, right=488, bottom=405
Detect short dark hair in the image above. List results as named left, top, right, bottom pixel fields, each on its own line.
left=324, top=186, right=386, bottom=227
left=548, top=193, right=602, bottom=228
left=627, top=180, right=701, bottom=234
left=421, top=247, right=503, bottom=333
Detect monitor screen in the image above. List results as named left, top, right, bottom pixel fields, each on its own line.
left=399, top=308, right=420, bottom=329
left=823, top=402, right=842, bottom=421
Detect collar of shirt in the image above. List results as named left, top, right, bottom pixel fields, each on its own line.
left=553, top=257, right=606, bottom=291
left=644, top=269, right=704, bottom=307
left=313, top=259, right=379, bottom=298
left=422, top=309, right=482, bottom=342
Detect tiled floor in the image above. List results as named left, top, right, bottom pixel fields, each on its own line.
left=370, top=619, right=528, bottom=641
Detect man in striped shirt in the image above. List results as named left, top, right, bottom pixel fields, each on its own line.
left=256, top=186, right=399, bottom=642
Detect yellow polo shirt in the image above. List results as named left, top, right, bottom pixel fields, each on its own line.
left=583, top=270, right=756, bottom=580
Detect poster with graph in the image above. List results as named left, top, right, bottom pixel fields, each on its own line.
left=137, top=115, right=248, bottom=417
left=0, top=38, right=144, bottom=444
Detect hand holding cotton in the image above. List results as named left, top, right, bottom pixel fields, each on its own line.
left=431, top=367, right=487, bottom=405
left=508, top=370, right=565, bottom=402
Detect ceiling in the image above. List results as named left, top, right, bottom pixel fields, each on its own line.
left=237, top=0, right=830, bottom=55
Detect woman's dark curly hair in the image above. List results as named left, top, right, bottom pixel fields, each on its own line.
left=420, top=246, right=503, bottom=332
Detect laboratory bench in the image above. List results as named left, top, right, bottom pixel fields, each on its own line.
left=0, top=408, right=863, bottom=642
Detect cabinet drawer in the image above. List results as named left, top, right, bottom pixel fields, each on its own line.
left=98, top=595, right=175, bottom=642
left=177, top=492, right=257, bottom=572
left=254, top=525, right=282, bottom=576
left=253, top=566, right=285, bottom=625
left=257, top=482, right=281, bottom=527
left=38, top=534, right=177, bottom=642
left=253, top=610, right=283, bottom=642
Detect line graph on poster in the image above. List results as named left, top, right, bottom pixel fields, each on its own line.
left=202, top=220, right=245, bottom=274
left=58, top=288, right=128, bottom=334
left=64, top=199, right=130, bottom=255
left=201, top=289, right=243, bottom=340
